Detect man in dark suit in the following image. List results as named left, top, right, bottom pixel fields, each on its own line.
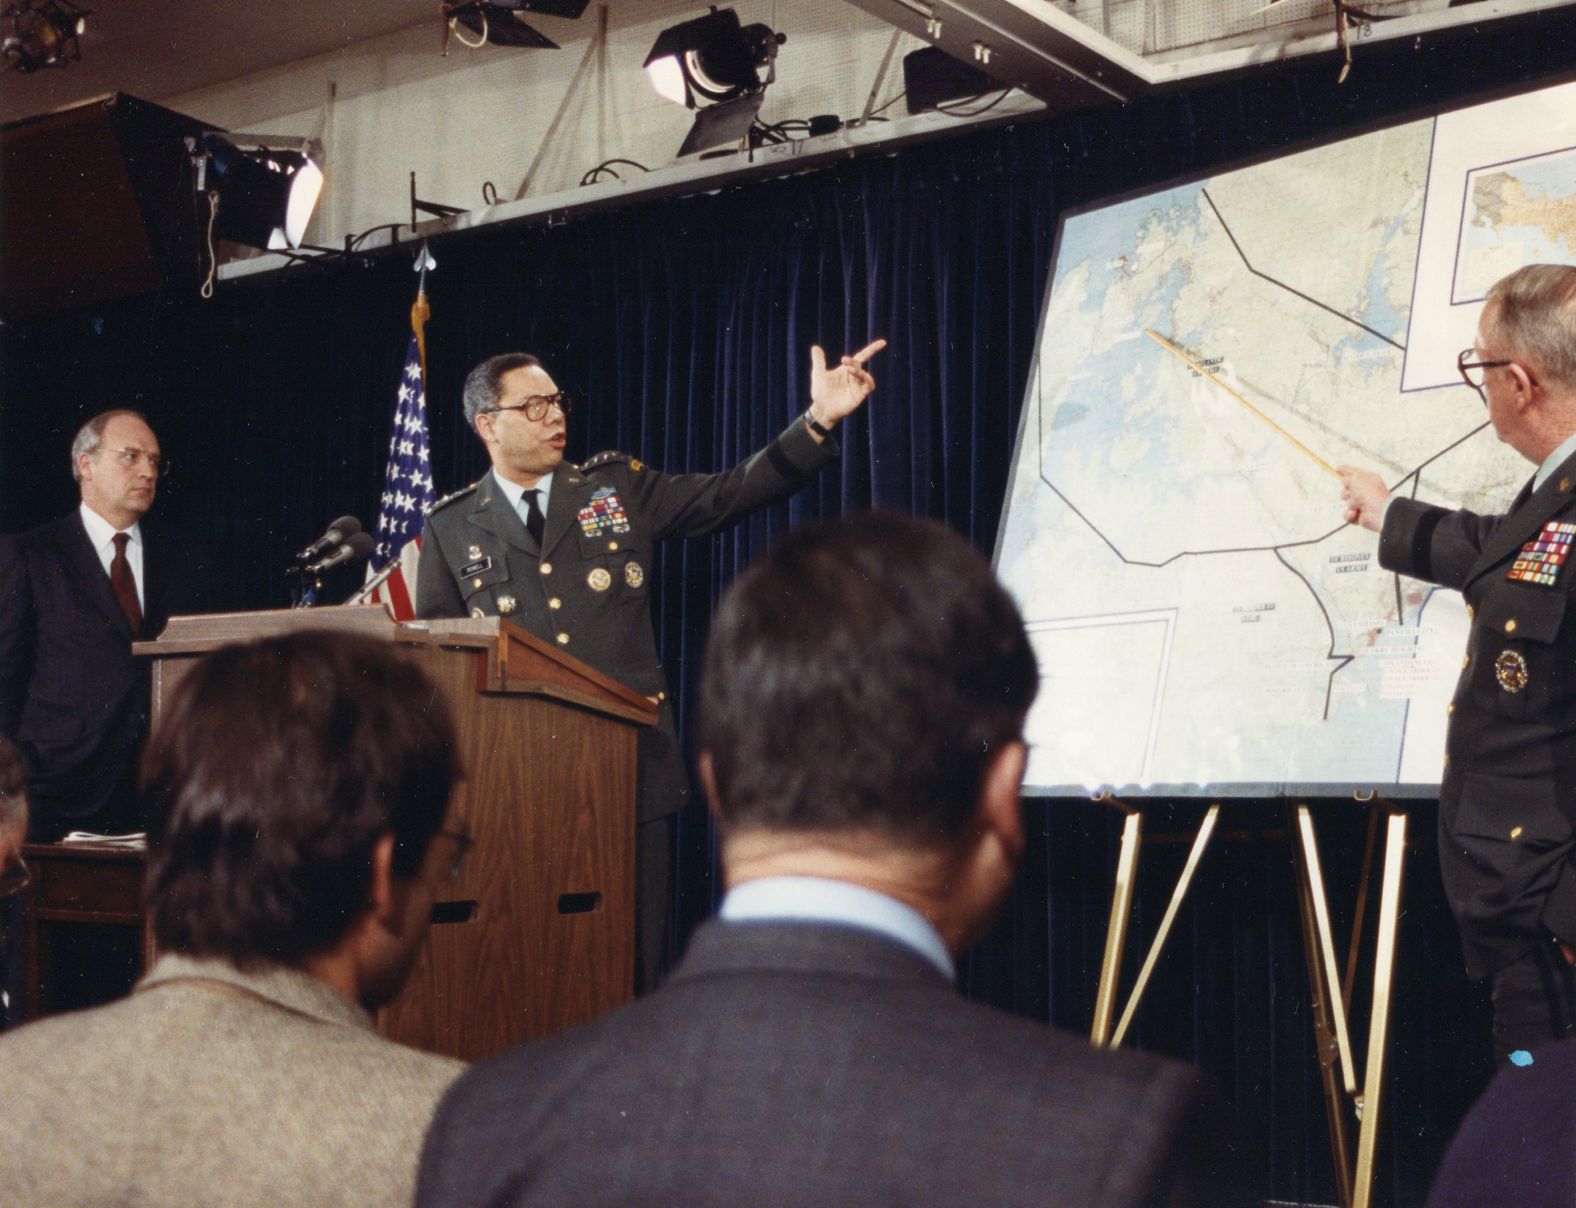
left=0, top=409, right=186, bottom=839
left=1339, top=263, right=1576, bottom=1063
left=418, top=512, right=1252, bottom=1208
left=415, top=342, right=883, bottom=990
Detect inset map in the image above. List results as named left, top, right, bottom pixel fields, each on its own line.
left=1452, top=146, right=1576, bottom=303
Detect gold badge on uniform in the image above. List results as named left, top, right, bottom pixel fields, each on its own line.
left=468, top=545, right=483, bottom=560
left=1494, top=650, right=1529, bottom=693
left=588, top=567, right=612, bottom=591
left=498, top=595, right=517, bottom=615
left=629, top=458, right=644, bottom=472
left=624, top=561, right=644, bottom=589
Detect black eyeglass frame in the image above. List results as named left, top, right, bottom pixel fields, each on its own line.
left=437, top=827, right=474, bottom=883
left=0, top=853, right=31, bottom=899
left=480, top=392, right=572, bottom=422
left=1457, top=348, right=1514, bottom=405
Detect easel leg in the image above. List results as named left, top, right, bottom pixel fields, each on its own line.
left=1092, top=810, right=1141, bottom=1047
left=1352, top=810, right=1406, bottom=1208
left=1291, top=804, right=1355, bottom=1208
left=1110, top=804, right=1220, bottom=1048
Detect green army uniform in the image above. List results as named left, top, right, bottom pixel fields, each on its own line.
left=415, top=415, right=840, bottom=985
left=416, top=414, right=838, bottom=819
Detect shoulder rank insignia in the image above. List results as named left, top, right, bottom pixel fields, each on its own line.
left=1507, top=521, right=1576, bottom=587
left=426, top=482, right=478, bottom=516
left=582, top=450, right=650, bottom=474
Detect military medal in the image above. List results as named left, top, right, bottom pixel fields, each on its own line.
left=1507, top=521, right=1575, bottom=586
left=624, top=561, right=644, bottom=589
left=578, top=486, right=632, bottom=537
left=588, top=567, right=612, bottom=591
left=1494, top=650, right=1529, bottom=693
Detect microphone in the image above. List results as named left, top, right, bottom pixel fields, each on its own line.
left=304, top=532, right=375, bottom=575
left=295, top=516, right=362, bottom=564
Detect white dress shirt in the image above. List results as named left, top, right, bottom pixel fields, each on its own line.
left=494, top=470, right=554, bottom=532
left=79, top=502, right=144, bottom=610
left=720, top=876, right=955, bottom=979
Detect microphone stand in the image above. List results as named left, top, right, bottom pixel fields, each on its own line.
left=345, top=558, right=399, bottom=606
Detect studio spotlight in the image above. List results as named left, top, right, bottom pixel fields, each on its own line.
left=441, top=0, right=588, bottom=52
left=193, top=135, right=325, bottom=251
left=2, top=0, right=88, bottom=73
left=643, top=7, right=785, bottom=155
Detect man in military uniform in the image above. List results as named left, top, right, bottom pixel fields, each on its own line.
left=416, top=340, right=885, bottom=989
left=1339, top=264, right=1576, bottom=1063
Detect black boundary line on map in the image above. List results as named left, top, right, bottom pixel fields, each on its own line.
left=1200, top=188, right=1405, bottom=351
left=1272, top=546, right=1351, bottom=720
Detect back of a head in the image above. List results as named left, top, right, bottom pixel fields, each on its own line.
left=699, top=511, right=1038, bottom=846
left=142, top=630, right=459, bottom=964
left=1485, top=263, right=1576, bottom=393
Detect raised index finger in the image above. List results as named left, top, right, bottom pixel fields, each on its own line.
left=849, top=338, right=888, bottom=365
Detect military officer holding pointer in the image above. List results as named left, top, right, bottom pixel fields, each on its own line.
left=1339, top=264, right=1576, bottom=1063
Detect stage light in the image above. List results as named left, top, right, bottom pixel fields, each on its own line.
left=643, top=7, right=786, bottom=155
left=195, top=135, right=325, bottom=251
left=441, top=0, right=588, bottom=52
left=2, top=0, right=88, bottom=73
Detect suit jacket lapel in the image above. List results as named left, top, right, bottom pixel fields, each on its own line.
left=61, top=513, right=134, bottom=638
left=466, top=470, right=536, bottom=555
left=1466, top=454, right=1576, bottom=589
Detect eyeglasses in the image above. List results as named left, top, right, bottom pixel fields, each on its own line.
left=438, top=827, right=473, bottom=883
left=482, top=392, right=572, bottom=422
left=1457, top=348, right=1513, bottom=405
left=106, top=447, right=168, bottom=475
left=0, top=855, right=30, bottom=899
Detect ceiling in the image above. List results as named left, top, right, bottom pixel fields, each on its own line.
left=0, top=0, right=453, bottom=124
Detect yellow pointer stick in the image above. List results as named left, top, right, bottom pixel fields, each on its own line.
left=1143, top=328, right=1340, bottom=479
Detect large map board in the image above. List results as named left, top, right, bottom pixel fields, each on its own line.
left=995, top=78, right=1576, bottom=797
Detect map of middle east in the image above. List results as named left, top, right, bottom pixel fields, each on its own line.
left=995, top=79, right=1576, bottom=796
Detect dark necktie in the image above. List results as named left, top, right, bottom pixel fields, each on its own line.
left=522, top=489, right=546, bottom=547
left=110, top=532, right=143, bottom=637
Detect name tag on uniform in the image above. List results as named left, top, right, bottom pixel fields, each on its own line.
left=459, top=556, right=493, bottom=578
left=1507, top=521, right=1575, bottom=587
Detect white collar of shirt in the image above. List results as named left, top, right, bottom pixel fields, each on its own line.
left=79, top=502, right=145, bottom=607
left=1534, top=431, right=1576, bottom=493
left=720, top=876, right=955, bottom=979
left=494, top=469, right=554, bottom=526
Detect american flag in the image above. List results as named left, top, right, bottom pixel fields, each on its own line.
left=366, top=301, right=436, bottom=620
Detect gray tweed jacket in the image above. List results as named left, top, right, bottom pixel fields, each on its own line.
left=0, top=952, right=464, bottom=1207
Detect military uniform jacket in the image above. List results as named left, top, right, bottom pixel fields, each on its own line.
left=1380, top=459, right=1576, bottom=978
left=415, top=417, right=838, bottom=822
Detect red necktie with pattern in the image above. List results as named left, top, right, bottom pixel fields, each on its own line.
left=110, top=532, right=143, bottom=638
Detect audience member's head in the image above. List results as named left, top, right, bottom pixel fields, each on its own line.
left=699, top=511, right=1039, bottom=950
left=0, top=735, right=28, bottom=897
left=141, top=631, right=462, bottom=1008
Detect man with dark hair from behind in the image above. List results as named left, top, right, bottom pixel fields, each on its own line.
left=418, top=512, right=1253, bottom=1207
left=0, top=631, right=469, bottom=1207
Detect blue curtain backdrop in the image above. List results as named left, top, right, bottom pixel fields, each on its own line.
left=5, top=24, right=1575, bottom=1203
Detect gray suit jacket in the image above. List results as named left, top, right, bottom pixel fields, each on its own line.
left=0, top=953, right=465, bottom=1207
left=418, top=920, right=1251, bottom=1207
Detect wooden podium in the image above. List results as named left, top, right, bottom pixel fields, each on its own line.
left=139, top=606, right=656, bottom=1061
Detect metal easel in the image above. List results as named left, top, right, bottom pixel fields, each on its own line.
left=1087, top=790, right=1409, bottom=1208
